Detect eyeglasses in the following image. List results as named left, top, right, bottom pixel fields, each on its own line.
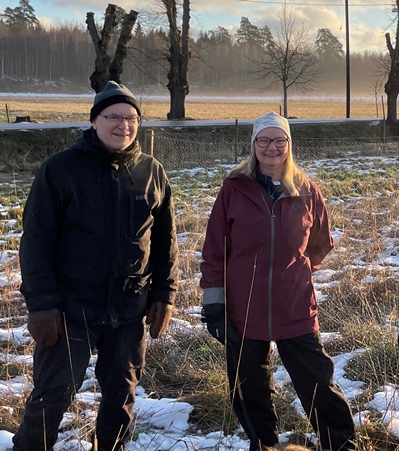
left=255, top=137, right=289, bottom=148
left=99, top=114, right=140, bottom=125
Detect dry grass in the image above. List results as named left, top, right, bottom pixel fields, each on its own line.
left=1, top=146, right=399, bottom=449
left=0, top=95, right=380, bottom=122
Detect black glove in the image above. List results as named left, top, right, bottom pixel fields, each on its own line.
left=201, top=303, right=240, bottom=344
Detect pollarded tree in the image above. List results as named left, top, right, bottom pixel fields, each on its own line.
left=121, top=0, right=191, bottom=119
left=253, top=4, right=318, bottom=117
left=161, top=0, right=190, bottom=119
left=1, top=0, right=39, bottom=28
left=86, top=3, right=138, bottom=93
left=384, top=0, right=399, bottom=125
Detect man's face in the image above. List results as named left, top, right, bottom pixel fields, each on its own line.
left=92, top=103, right=140, bottom=152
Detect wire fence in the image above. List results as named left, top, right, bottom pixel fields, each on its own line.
left=146, top=131, right=399, bottom=170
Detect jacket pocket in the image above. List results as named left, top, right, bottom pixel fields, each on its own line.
left=119, top=281, right=150, bottom=322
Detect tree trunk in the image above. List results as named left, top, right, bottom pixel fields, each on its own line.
left=109, top=9, right=138, bottom=83
left=86, top=3, right=138, bottom=93
left=164, top=0, right=190, bottom=120
left=385, top=88, right=399, bottom=124
left=283, top=81, right=288, bottom=118
left=86, top=4, right=115, bottom=93
left=384, top=1, right=399, bottom=126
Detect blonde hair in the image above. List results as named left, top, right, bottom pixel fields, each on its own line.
left=229, top=140, right=310, bottom=196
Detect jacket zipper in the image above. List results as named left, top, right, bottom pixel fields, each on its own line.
left=260, top=192, right=275, bottom=340
left=109, top=167, right=120, bottom=327
left=259, top=189, right=312, bottom=340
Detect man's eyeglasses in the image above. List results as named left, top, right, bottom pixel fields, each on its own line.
left=255, top=137, right=289, bottom=148
left=99, top=114, right=141, bottom=125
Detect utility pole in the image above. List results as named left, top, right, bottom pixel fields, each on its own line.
left=345, top=0, right=350, bottom=118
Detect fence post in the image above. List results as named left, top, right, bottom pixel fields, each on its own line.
left=144, top=129, right=154, bottom=156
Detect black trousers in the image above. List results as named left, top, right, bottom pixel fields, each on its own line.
left=12, top=320, right=146, bottom=451
left=226, top=332, right=356, bottom=451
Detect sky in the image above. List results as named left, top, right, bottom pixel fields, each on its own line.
left=1, top=156, right=399, bottom=450
left=0, top=0, right=398, bottom=53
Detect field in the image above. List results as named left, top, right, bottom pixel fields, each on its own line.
left=1, top=149, right=399, bottom=449
left=0, top=91, right=397, bottom=449
left=0, top=94, right=382, bottom=122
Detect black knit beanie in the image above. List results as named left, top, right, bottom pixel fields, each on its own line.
left=90, top=81, right=141, bottom=122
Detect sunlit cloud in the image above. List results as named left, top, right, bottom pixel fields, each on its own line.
left=351, top=25, right=387, bottom=52
left=37, top=16, right=56, bottom=30
left=2, top=0, right=393, bottom=53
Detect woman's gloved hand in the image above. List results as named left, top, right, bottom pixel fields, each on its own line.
left=201, top=303, right=240, bottom=344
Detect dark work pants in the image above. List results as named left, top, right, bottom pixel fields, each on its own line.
left=226, top=332, right=356, bottom=451
left=12, top=320, right=146, bottom=451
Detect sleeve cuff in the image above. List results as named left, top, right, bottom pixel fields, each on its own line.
left=202, top=287, right=225, bottom=305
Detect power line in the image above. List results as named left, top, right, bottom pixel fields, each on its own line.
left=238, top=0, right=393, bottom=6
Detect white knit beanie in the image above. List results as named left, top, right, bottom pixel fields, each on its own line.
left=251, top=112, right=291, bottom=150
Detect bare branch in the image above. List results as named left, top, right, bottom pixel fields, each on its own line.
left=249, top=4, right=318, bottom=117
left=110, top=9, right=138, bottom=83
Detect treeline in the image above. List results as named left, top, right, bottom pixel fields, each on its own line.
left=0, top=17, right=386, bottom=95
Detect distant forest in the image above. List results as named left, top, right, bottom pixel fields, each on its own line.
left=0, top=3, right=388, bottom=96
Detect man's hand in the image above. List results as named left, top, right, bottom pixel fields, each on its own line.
left=146, top=302, right=173, bottom=339
left=28, top=308, right=64, bottom=347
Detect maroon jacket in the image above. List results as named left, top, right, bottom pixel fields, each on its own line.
left=200, top=174, right=334, bottom=341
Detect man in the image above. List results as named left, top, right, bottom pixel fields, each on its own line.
left=13, top=81, right=179, bottom=451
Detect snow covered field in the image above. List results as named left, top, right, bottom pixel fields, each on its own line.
left=0, top=153, right=399, bottom=450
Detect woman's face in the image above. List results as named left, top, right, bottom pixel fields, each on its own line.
left=254, top=126, right=290, bottom=176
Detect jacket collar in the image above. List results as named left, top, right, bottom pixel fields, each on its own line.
left=224, top=173, right=311, bottom=204
left=73, top=128, right=141, bottom=168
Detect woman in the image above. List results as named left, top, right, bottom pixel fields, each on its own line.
left=200, top=112, right=356, bottom=451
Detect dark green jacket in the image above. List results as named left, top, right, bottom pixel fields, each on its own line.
left=19, top=128, right=178, bottom=327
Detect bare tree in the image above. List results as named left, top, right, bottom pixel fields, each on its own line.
left=384, top=0, right=399, bottom=125
left=86, top=3, right=138, bottom=93
left=161, top=0, right=190, bottom=119
left=368, top=52, right=390, bottom=118
left=253, top=5, right=318, bottom=118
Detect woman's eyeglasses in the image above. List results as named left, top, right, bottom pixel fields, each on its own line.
left=255, top=137, right=289, bottom=148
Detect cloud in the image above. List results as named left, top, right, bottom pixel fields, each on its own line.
left=14, top=0, right=394, bottom=53
left=249, top=3, right=387, bottom=53
left=37, top=16, right=56, bottom=29
left=41, top=0, right=149, bottom=15
left=191, top=0, right=258, bottom=16
left=351, top=25, right=387, bottom=53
